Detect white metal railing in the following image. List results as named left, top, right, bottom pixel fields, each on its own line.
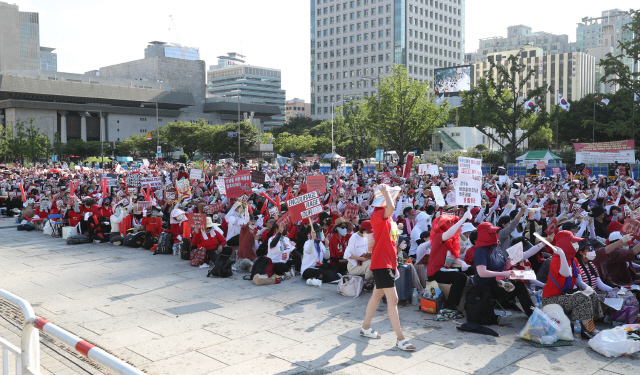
left=0, top=289, right=144, bottom=375
left=0, top=336, right=22, bottom=375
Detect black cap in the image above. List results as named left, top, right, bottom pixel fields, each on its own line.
left=561, top=222, right=580, bottom=231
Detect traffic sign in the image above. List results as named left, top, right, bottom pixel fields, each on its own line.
left=228, top=132, right=238, bottom=137
left=157, top=146, right=161, bottom=153
left=290, top=153, right=295, bottom=158
left=375, top=149, right=384, bottom=162
left=146, top=132, right=152, bottom=140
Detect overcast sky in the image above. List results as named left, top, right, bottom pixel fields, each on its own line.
left=14, top=0, right=639, bottom=103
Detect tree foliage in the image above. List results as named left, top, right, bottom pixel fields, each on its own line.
left=457, top=54, right=552, bottom=162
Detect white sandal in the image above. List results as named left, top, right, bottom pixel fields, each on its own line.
left=396, top=339, right=416, bottom=351
left=360, top=326, right=381, bottom=339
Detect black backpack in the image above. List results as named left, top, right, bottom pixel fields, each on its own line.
left=66, top=234, right=91, bottom=245
left=207, top=247, right=234, bottom=278
left=141, top=234, right=157, bottom=250
left=122, top=233, right=135, bottom=247
left=129, top=232, right=147, bottom=248
left=17, top=223, right=35, bottom=231
left=154, top=232, right=173, bottom=255
left=464, top=285, right=499, bottom=325
left=180, top=239, right=192, bottom=260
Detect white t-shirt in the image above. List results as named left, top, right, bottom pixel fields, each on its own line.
left=267, top=235, right=294, bottom=264
left=343, top=233, right=369, bottom=267
left=301, top=240, right=328, bottom=274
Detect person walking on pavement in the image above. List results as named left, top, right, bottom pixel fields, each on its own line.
left=360, top=184, right=416, bottom=351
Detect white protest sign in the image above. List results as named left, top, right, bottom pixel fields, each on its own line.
left=506, top=242, right=523, bottom=264
left=215, top=179, right=226, bottom=195
left=189, top=168, right=203, bottom=180
left=446, top=191, right=457, bottom=206
left=140, top=176, right=162, bottom=189
left=418, top=164, right=439, bottom=176
left=455, top=157, right=482, bottom=206
left=431, top=186, right=446, bottom=206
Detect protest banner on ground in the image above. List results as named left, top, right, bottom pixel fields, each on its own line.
left=286, top=190, right=323, bottom=222
left=306, top=175, right=326, bottom=193
left=455, top=157, right=482, bottom=206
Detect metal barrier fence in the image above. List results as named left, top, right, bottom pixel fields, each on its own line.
left=0, top=289, right=145, bottom=375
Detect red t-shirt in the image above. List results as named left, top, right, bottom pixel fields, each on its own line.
left=329, top=233, right=351, bottom=265
left=370, top=208, right=398, bottom=270
left=427, top=232, right=447, bottom=277
left=141, top=217, right=163, bottom=237
left=68, top=210, right=83, bottom=227
left=192, top=229, right=226, bottom=250
left=542, top=256, right=580, bottom=298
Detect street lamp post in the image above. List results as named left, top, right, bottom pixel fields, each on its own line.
left=330, top=100, right=343, bottom=164
left=360, top=74, right=381, bottom=170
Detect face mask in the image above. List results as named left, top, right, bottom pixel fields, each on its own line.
left=585, top=251, right=596, bottom=261
left=337, top=227, right=347, bottom=236
left=88, top=189, right=93, bottom=193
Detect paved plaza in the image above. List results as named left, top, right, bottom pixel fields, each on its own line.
left=0, top=218, right=639, bottom=375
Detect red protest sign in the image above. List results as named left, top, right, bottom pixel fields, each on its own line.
left=544, top=204, right=557, bottom=218
left=380, top=172, right=391, bottom=184
left=286, top=190, right=323, bottom=223
left=276, top=211, right=292, bottom=229
left=582, top=168, right=592, bottom=177
left=552, top=167, right=561, bottom=177
left=622, top=218, right=640, bottom=238
left=224, top=175, right=251, bottom=198
left=619, top=166, right=627, bottom=175
left=205, top=202, right=224, bottom=214
left=187, top=213, right=206, bottom=231
left=306, top=175, right=326, bottom=193
left=404, top=154, right=414, bottom=178
left=537, top=161, right=546, bottom=170
left=343, top=203, right=359, bottom=220
left=545, top=218, right=558, bottom=235
left=237, top=170, right=251, bottom=176
left=137, top=201, right=152, bottom=211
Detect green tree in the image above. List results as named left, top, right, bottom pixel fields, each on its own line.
left=0, top=120, right=12, bottom=162
left=164, top=120, right=206, bottom=159
left=214, top=122, right=260, bottom=158
left=365, top=65, right=449, bottom=165
left=272, top=116, right=322, bottom=136
left=599, top=9, right=640, bottom=99
left=458, top=54, right=551, bottom=162
left=273, top=132, right=319, bottom=156
left=197, top=125, right=226, bottom=160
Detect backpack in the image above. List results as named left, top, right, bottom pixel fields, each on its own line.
left=17, top=223, right=35, bottom=231
left=180, top=239, right=192, bottom=260
left=207, top=247, right=234, bottom=278
left=464, top=285, right=499, bottom=325
left=66, top=234, right=91, bottom=245
left=154, top=232, right=173, bottom=255
left=122, top=233, right=135, bottom=247
left=190, top=247, right=207, bottom=267
left=129, top=232, right=147, bottom=248
left=141, top=235, right=157, bottom=250
left=244, top=256, right=274, bottom=280
left=337, top=275, right=364, bottom=298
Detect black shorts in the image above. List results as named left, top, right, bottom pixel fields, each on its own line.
left=372, top=268, right=395, bottom=289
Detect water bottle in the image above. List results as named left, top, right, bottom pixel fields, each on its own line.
left=411, top=288, right=419, bottom=306
left=574, top=320, right=582, bottom=341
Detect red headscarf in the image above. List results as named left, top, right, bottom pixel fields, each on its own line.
left=475, top=222, right=501, bottom=248
left=431, top=215, right=461, bottom=258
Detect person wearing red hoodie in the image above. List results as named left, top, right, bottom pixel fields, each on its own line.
left=473, top=222, right=535, bottom=317
left=541, top=230, right=604, bottom=338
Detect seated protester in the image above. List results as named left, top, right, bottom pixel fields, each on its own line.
left=427, top=211, right=473, bottom=319
left=87, top=212, right=110, bottom=243
left=416, top=230, right=432, bottom=265
left=541, top=230, right=604, bottom=339
left=261, top=218, right=276, bottom=242
left=65, top=198, right=83, bottom=228
left=237, top=215, right=259, bottom=271
left=409, top=212, right=432, bottom=259
left=497, top=205, right=527, bottom=251
left=344, top=219, right=374, bottom=281
left=401, top=207, right=417, bottom=236
left=192, top=217, right=227, bottom=262
left=301, top=220, right=337, bottom=282
left=463, top=231, right=478, bottom=266
left=599, top=232, right=640, bottom=290
left=257, top=224, right=279, bottom=257
left=79, top=198, right=99, bottom=234
left=109, top=204, right=129, bottom=245
left=329, top=217, right=351, bottom=275
left=295, top=219, right=313, bottom=254
left=459, top=222, right=476, bottom=260
left=589, top=206, right=610, bottom=242
left=169, top=207, right=188, bottom=243
left=225, top=201, right=245, bottom=247
left=97, top=197, right=114, bottom=221
left=141, top=206, right=163, bottom=238
left=473, top=222, right=535, bottom=317
left=268, top=224, right=300, bottom=275
left=574, top=239, right=631, bottom=299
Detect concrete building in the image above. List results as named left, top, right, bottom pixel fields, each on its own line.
left=311, top=0, right=466, bottom=120
left=144, top=41, right=200, bottom=61
left=285, top=98, right=311, bottom=121
left=474, top=25, right=574, bottom=63
left=207, top=53, right=286, bottom=131
left=0, top=70, right=281, bottom=162
left=99, top=56, right=208, bottom=115
left=473, top=46, right=596, bottom=110
left=576, top=9, right=636, bottom=94
left=40, top=47, right=57, bottom=71
left=0, top=1, right=45, bottom=71
left=431, top=126, right=528, bottom=152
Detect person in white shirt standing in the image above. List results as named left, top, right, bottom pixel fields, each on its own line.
left=344, top=220, right=374, bottom=281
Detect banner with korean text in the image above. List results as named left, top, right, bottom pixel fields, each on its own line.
left=455, top=157, right=482, bottom=206
left=574, top=140, right=635, bottom=164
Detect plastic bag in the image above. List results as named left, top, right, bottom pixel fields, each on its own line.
left=589, top=328, right=640, bottom=358
left=519, top=307, right=562, bottom=344
left=543, top=304, right=573, bottom=341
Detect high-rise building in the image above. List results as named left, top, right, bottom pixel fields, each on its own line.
left=207, top=53, right=286, bottom=131
left=285, top=98, right=312, bottom=121
left=473, top=46, right=596, bottom=110
left=0, top=1, right=45, bottom=71
left=311, top=0, right=466, bottom=120
left=576, top=9, right=637, bottom=94
left=473, top=25, right=574, bottom=63
left=144, top=41, right=200, bottom=61
left=40, top=47, right=57, bottom=71
left=19, top=11, right=40, bottom=71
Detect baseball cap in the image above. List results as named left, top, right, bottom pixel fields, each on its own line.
left=608, top=231, right=623, bottom=243
left=561, top=222, right=580, bottom=231
left=359, top=220, right=374, bottom=233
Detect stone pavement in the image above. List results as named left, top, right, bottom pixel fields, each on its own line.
left=0, top=218, right=639, bottom=375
